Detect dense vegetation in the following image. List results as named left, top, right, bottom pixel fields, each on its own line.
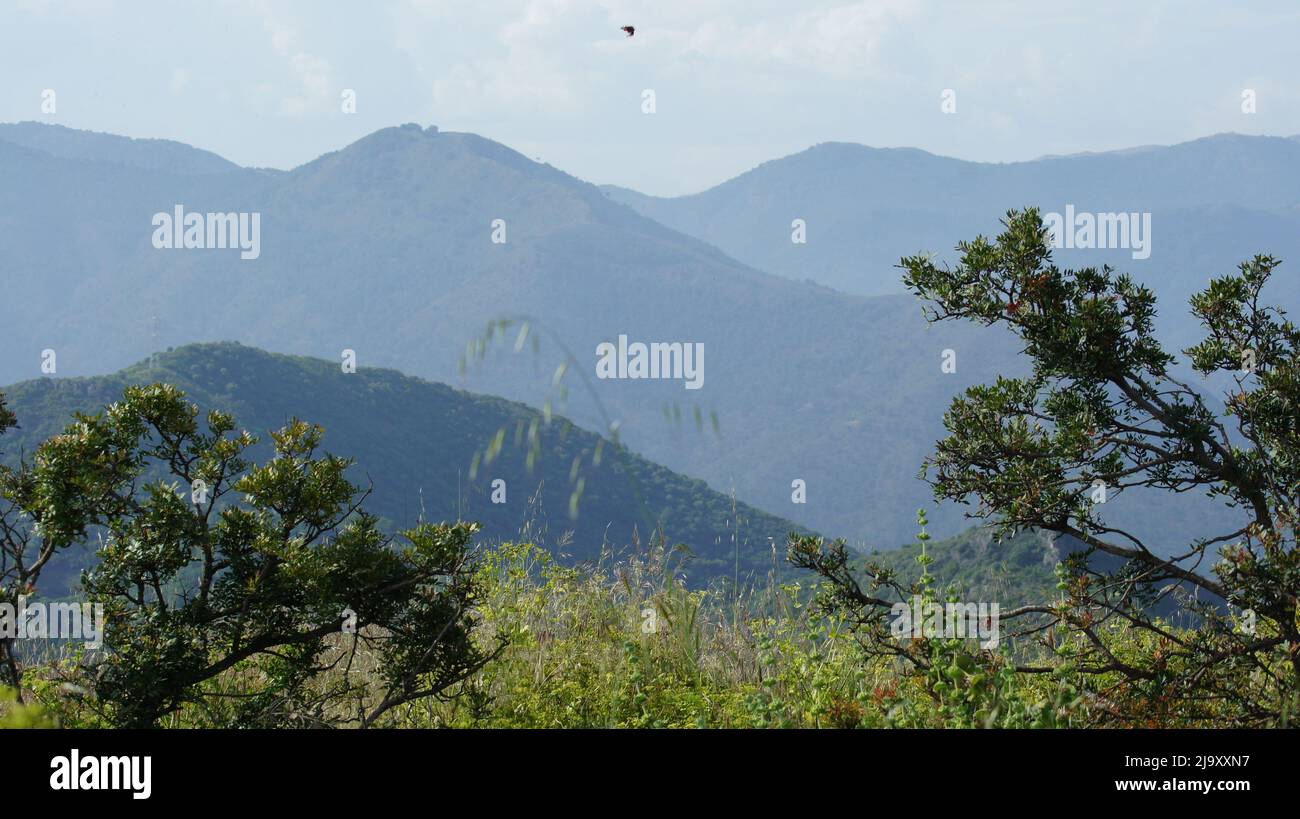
left=0, top=379, right=1100, bottom=729
left=4, top=519, right=1267, bottom=729
left=1, top=383, right=497, bottom=727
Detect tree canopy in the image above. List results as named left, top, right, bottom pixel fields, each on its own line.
left=0, top=383, right=499, bottom=727
left=792, top=208, right=1298, bottom=726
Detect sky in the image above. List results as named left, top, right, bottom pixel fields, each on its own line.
left=2, top=0, right=1300, bottom=196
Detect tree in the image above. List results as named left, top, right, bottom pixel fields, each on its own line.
left=0, top=391, right=28, bottom=696
left=0, top=383, right=501, bottom=727
left=792, top=209, right=1298, bottom=726
left=0, top=394, right=14, bottom=434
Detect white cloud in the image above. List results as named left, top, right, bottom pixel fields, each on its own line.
left=667, top=0, right=920, bottom=79
left=243, top=0, right=335, bottom=116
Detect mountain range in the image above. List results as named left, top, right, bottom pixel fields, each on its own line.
left=0, top=121, right=1279, bottom=554
left=604, top=134, right=1300, bottom=317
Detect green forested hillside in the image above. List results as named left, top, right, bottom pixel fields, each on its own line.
left=0, top=343, right=807, bottom=591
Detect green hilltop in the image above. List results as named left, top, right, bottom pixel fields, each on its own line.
left=1, top=342, right=806, bottom=591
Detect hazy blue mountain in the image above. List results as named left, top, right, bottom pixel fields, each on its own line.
left=0, top=122, right=1257, bottom=554
left=0, top=343, right=809, bottom=593
left=602, top=134, right=1300, bottom=328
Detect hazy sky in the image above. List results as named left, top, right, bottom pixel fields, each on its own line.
left=3, top=0, right=1299, bottom=195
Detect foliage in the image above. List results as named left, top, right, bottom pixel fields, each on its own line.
left=0, top=393, right=14, bottom=435
left=864, top=208, right=1300, bottom=725
left=0, top=685, right=56, bottom=728
left=389, top=533, right=1094, bottom=729
left=1, top=383, right=496, bottom=727
left=12, top=525, right=1266, bottom=728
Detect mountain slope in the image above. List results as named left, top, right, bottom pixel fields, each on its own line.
left=0, top=343, right=808, bottom=592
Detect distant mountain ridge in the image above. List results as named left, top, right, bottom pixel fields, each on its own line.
left=602, top=132, right=1300, bottom=311
left=0, top=121, right=242, bottom=175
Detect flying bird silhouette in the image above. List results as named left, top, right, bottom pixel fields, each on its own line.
left=621, top=26, right=635, bottom=37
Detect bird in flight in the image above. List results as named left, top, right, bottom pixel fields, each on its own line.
left=621, top=25, right=635, bottom=37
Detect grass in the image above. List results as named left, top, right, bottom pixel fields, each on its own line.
left=7, top=527, right=1287, bottom=729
